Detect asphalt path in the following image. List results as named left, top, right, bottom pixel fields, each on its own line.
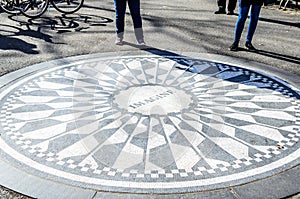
left=0, top=0, right=299, bottom=77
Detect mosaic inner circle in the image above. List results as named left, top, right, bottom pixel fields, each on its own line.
left=113, top=85, right=193, bottom=116
left=0, top=53, right=299, bottom=193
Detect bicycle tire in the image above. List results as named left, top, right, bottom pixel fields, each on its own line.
left=51, top=0, right=83, bottom=14
left=20, top=0, right=48, bottom=18
left=0, top=0, right=21, bottom=14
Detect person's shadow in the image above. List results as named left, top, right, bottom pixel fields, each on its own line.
left=234, top=47, right=300, bottom=65
left=0, top=23, right=57, bottom=54
left=252, top=49, right=300, bottom=65
left=124, top=41, right=300, bottom=66
left=0, top=35, right=39, bottom=54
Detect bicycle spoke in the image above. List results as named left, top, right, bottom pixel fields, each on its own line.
left=0, top=0, right=21, bottom=14
left=20, top=0, right=48, bottom=18
left=51, top=0, right=83, bottom=14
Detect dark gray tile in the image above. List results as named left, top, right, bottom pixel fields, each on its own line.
left=94, top=189, right=237, bottom=199
left=233, top=165, right=300, bottom=199
left=0, top=160, right=96, bottom=199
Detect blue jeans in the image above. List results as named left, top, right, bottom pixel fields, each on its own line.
left=234, top=5, right=261, bottom=43
left=114, top=0, right=142, bottom=34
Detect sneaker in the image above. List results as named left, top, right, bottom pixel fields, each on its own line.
left=214, top=9, right=226, bottom=14
left=229, top=42, right=239, bottom=51
left=137, top=39, right=146, bottom=46
left=227, top=10, right=234, bottom=15
left=134, top=28, right=145, bottom=46
left=115, top=37, right=123, bottom=45
left=245, top=42, right=257, bottom=51
left=115, top=33, right=124, bottom=45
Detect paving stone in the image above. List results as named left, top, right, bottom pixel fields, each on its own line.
left=232, top=165, right=300, bottom=199
left=0, top=158, right=96, bottom=199
left=94, top=189, right=237, bottom=199
left=0, top=52, right=299, bottom=198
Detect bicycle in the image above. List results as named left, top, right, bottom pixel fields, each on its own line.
left=0, top=0, right=84, bottom=18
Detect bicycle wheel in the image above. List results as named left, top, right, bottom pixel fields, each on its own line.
left=51, top=0, right=83, bottom=14
left=20, top=0, right=48, bottom=18
left=0, top=0, right=21, bottom=14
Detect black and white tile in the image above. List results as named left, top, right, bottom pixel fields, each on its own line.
left=0, top=53, right=299, bottom=193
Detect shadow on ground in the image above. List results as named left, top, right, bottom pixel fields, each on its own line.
left=124, top=41, right=300, bottom=99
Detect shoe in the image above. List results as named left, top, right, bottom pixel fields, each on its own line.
left=115, top=37, right=123, bottom=45
left=227, top=10, right=234, bottom=15
left=214, top=9, right=226, bottom=14
left=137, top=39, right=146, bottom=46
left=115, top=33, right=124, bottom=45
left=245, top=42, right=257, bottom=51
left=229, top=42, right=239, bottom=51
left=134, top=28, right=145, bottom=46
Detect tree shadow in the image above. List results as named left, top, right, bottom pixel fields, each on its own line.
left=123, top=41, right=300, bottom=99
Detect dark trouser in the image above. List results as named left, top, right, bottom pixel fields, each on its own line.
left=114, top=0, right=142, bottom=34
left=217, top=0, right=237, bottom=11
left=234, top=5, right=261, bottom=43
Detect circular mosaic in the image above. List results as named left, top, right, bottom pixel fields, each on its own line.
left=0, top=53, right=299, bottom=193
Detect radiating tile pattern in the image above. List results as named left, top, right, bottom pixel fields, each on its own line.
left=0, top=54, right=299, bottom=193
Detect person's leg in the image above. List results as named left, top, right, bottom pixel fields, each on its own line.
left=217, top=0, right=226, bottom=10
left=234, top=5, right=250, bottom=43
left=215, top=0, right=226, bottom=14
left=128, top=0, right=142, bottom=29
left=128, top=0, right=145, bottom=44
left=227, top=0, right=237, bottom=13
left=246, top=5, right=261, bottom=43
left=114, top=0, right=126, bottom=35
left=229, top=5, right=250, bottom=51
